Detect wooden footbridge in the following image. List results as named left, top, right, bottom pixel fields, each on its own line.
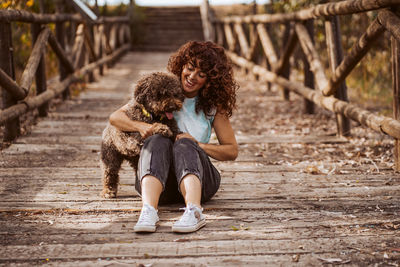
left=1, top=0, right=400, bottom=266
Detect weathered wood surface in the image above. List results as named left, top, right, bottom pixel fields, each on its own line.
left=0, top=52, right=399, bottom=266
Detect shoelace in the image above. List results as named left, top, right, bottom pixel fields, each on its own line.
left=138, top=208, right=154, bottom=223
left=178, top=206, right=201, bottom=223
left=178, top=207, right=194, bottom=223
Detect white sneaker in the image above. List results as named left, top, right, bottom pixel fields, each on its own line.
left=172, top=203, right=206, bottom=233
left=134, top=203, right=159, bottom=233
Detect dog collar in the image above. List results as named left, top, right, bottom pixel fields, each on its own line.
left=141, top=106, right=151, bottom=118
left=139, top=103, right=166, bottom=121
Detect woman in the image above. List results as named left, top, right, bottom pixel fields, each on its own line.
left=109, top=41, right=239, bottom=233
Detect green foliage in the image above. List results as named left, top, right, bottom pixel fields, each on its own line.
left=269, top=0, right=320, bottom=13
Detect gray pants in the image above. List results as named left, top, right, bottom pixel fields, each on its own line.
left=135, top=134, right=221, bottom=204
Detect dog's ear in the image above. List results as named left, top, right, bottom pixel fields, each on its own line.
left=134, top=74, right=152, bottom=104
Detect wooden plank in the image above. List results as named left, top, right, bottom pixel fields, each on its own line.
left=0, top=51, right=398, bottom=266
left=1, top=235, right=399, bottom=261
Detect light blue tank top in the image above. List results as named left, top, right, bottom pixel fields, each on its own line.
left=173, top=97, right=215, bottom=143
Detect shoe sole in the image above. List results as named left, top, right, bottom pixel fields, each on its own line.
left=134, top=226, right=156, bottom=233
left=134, top=223, right=158, bottom=233
left=172, top=219, right=206, bottom=233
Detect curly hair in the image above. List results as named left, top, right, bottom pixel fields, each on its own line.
left=167, top=41, right=238, bottom=117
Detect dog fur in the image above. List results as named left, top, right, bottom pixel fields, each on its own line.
left=100, top=72, right=184, bottom=198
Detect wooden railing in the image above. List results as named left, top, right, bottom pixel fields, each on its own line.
left=205, top=0, right=400, bottom=170
left=0, top=7, right=131, bottom=142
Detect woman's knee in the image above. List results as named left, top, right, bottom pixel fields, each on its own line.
left=173, top=137, right=197, bottom=153
left=143, top=134, right=173, bottom=151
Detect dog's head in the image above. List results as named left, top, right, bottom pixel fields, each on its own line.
left=134, top=72, right=184, bottom=120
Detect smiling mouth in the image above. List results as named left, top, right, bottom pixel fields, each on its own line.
left=185, top=78, right=195, bottom=88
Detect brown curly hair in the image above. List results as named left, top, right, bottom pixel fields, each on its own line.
left=167, top=41, right=238, bottom=117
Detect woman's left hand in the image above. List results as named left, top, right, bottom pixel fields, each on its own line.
left=176, top=132, right=198, bottom=144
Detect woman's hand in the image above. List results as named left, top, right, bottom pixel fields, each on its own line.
left=175, top=132, right=198, bottom=143
left=138, top=123, right=163, bottom=139
left=109, top=103, right=156, bottom=139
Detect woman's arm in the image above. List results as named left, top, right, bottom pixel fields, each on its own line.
left=109, top=104, right=156, bottom=139
left=179, top=112, right=237, bottom=161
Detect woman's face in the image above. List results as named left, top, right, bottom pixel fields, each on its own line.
left=181, top=61, right=207, bottom=98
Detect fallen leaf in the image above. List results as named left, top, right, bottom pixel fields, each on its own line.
left=230, top=226, right=239, bottom=231
left=317, top=257, right=350, bottom=264
left=304, top=165, right=321, bottom=174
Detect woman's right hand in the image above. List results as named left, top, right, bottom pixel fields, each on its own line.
left=110, top=103, right=155, bottom=139
left=138, top=123, right=159, bottom=139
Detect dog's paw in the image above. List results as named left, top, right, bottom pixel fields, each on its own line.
left=152, top=123, right=173, bottom=137
left=101, top=188, right=117, bottom=199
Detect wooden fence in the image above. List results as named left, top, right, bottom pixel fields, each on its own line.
left=202, top=0, right=400, bottom=170
left=0, top=5, right=131, bottom=142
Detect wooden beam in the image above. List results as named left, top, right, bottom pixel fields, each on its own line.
left=303, top=19, right=315, bottom=115
left=323, top=18, right=384, bottom=96
left=84, top=24, right=96, bottom=82
left=256, top=23, right=278, bottom=66
left=48, top=33, right=75, bottom=75
left=249, top=26, right=260, bottom=63
left=214, top=22, right=225, bottom=47
left=0, top=44, right=130, bottom=125
left=72, top=24, right=86, bottom=68
left=0, top=21, right=20, bottom=141
left=295, top=22, right=328, bottom=91
left=276, top=22, right=294, bottom=100
left=31, top=22, right=48, bottom=117
left=0, top=69, right=27, bottom=100
left=234, top=23, right=250, bottom=59
left=0, top=9, right=82, bottom=23
left=392, top=35, right=400, bottom=170
left=55, top=1, right=70, bottom=100
left=378, top=9, right=400, bottom=43
left=95, top=24, right=104, bottom=75
left=226, top=51, right=400, bottom=140
left=274, top=24, right=297, bottom=75
left=224, top=23, right=236, bottom=52
left=19, top=27, right=51, bottom=93
left=325, top=15, right=351, bottom=137
left=219, top=0, right=400, bottom=24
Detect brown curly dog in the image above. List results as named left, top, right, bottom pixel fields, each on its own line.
left=100, top=72, right=184, bottom=198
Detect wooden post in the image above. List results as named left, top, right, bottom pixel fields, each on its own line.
left=96, top=24, right=104, bottom=75
left=304, top=19, right=315, bottom=114
left=325, top=15, right=351, bottom=136
left=128, top=0, right=134, bottom=46
left=31, top=0, right=48, bottom=117
left=86, top=24, right=96, bottom=83
left=281, top=22, right=291, bottom=100
left=0, top=22, right=20, bottom=141
left=392, top=35, right=400, bottom=170
left=31, top=24, right=48, bottom=117
left=200, top=0, right=213, bottom=41
left=56, top=0, right=70, bottom=100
